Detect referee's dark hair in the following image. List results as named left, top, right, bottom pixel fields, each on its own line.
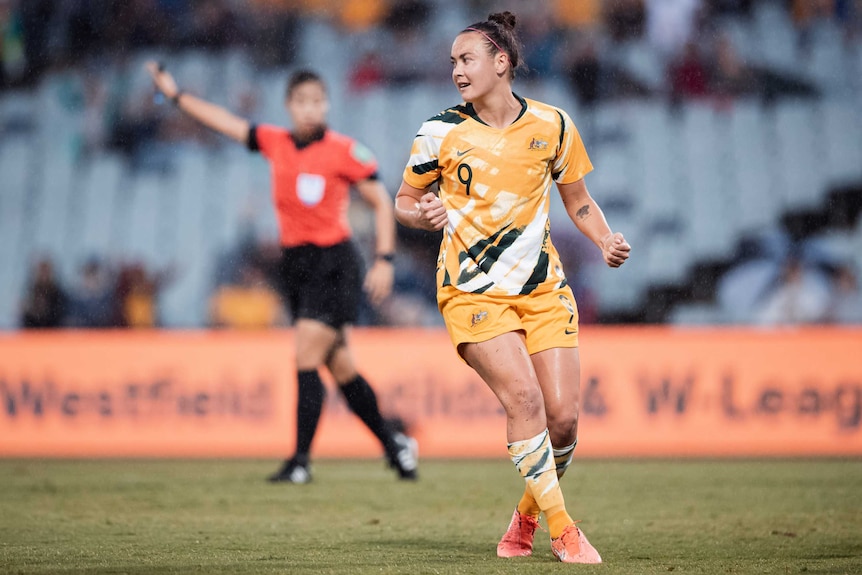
left=286, top=69, right=326, bottom=98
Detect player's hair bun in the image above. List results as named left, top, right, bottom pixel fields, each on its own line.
left=488, top=11, right=516, bottom=31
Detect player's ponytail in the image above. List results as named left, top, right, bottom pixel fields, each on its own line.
left=462, top=11, right=526, bottom=80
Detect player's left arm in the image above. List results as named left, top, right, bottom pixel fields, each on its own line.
left=355, top=177, right=395, bottom=306
left=557, top=178, right=631, bottom=268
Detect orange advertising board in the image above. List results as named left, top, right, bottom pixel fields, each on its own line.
left=1, top=328, right=860, bottom=458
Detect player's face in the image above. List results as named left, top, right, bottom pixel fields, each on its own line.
left=286, top=80, right=329, bottom=136
left=450, top=32, right=507, bottom=102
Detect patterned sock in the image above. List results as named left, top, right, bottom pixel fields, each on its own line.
left=517, top=439, right=578, bottom=519
left=508, top=429, right=573, bottom=539
left=339, top=374, right=396, bottom=453
left=554, top=439, right=578, bottom=479
left=294, top=370, right=326, bottom=461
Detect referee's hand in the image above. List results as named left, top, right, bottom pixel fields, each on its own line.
left=364, top=260, right=394, bottom=307
left=145, top=60, right=180, bottom=100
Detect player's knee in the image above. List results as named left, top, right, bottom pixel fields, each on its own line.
left=547, top=412, right=579, bottom=445
left=501, top=385, right=545, bottom=421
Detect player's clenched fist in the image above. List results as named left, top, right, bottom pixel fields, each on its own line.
left=415, top=192, right=448, bottom=232
left=601, top=232, right=631, bottom=268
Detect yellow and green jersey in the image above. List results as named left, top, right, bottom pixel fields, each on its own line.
left=403, top=95, right=593, bottom=296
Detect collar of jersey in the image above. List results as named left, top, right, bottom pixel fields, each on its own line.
left=290, top=126, right=327, bottom=150
left=463, top=93, right=527, bottom=128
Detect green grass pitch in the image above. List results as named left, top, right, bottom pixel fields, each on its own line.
left=1, top=458, right=860, bottom=574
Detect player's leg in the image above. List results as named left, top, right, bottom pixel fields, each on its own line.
left=435, top=287, right=546, bottom=556
left=489, top=288, right=598, bottom=562
left=460, top=332, right=573, bottom=540
left=514, top=346, right=581, bottom=518
left=269, top=317, right=338, bottom=483
left=533, top=346, right=599, bottom=563
left=508, top=286, right=582, bottom=513
left=327, top=329, right=418, bottom=480
left=537, top=347, right=580, bottom=468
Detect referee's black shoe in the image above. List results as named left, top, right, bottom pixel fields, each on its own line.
left=267, top=457, right=311, bottom=484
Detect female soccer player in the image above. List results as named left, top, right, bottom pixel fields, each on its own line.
left=146, top=63, right=418, bottom=483
left=394, top=12, right=629, bottom=563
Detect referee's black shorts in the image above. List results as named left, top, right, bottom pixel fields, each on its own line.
left=275, top=241, right=363, bottom=329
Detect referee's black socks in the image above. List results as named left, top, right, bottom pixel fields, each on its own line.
left=339, top=374, right=394, bottom=450
left=295, top=369, right=327, bottom=460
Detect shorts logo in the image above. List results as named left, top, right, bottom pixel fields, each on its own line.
left=528, top=137, right=548, bottom=151
left=559, top=294, right=577, bottom=335
left=470, top=310, right=488, bottom=328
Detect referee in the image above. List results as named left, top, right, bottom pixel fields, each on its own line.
left=146, top=62, right=418, bottom=482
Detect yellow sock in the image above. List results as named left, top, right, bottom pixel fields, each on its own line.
left=547, top=509, right=574, bottom=539
left=517, top=488, right=541, bottom=519
left=507, top=430, right=573, bottom=539
left=516, top=440, right=577, bottom=520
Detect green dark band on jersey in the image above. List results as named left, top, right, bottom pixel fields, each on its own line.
left=432, top=109, right=469, bottom=125
left=520, top=226, right=553, bottom=294
left=520, top=250, right=550, bottom=295
left=478, top=228, right=522, bottom=273
left=463, top=96, right=527, bottom=127
left=457, top=225, right=523, bottom=287
left=551, top=110, right=567, bottom=180
left=457, top=251, right=485, bottom=285
left=412, top=159, right=439, bottom=175
left=464, top=225, right=508, bottom=265
left=556, top=110, right=565, bottom=150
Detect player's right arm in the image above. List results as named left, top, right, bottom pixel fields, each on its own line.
left=145, top=61, right=250, bottom=145
left=395, top=181, right=448, bottom=232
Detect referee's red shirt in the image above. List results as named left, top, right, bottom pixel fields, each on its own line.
left=251, top=124, right=378, bottom=248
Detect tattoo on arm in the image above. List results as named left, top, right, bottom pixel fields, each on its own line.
left=576, top=204, right=591, bottom=220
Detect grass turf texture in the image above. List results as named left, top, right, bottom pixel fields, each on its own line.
left=1, top=459, right=860, bottom=574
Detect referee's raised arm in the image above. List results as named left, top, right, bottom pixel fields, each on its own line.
left=145, top=60, right=250, bottom=145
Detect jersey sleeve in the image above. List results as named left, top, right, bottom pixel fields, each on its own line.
left=402, top=119, right=444, bottom=189
left=341, top=139, right=379, bottom=183
left=552, top=109, right=593, bottom=184
left=247, top=123, right=284, bottom=158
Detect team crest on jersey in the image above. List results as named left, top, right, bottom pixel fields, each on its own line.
left=528, top=136, right=548, bottom=151
left=470, top=310, right=488, bottom=328
left=558, top=294, right=574, bottom=315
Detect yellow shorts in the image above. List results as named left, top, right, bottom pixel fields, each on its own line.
left=437, top=284, right=579, bottom=356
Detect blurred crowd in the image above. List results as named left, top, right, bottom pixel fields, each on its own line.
left=3, top=1, right=861, bottom=95
left=3, top=0, right=859, bottom=163
left=3, top=0, right=858, bottom=166
left=22, top=225, right=862, bottom=330
left=1, top=0, right=857, bottom=169
left=20, top=256, right=173, bottom=328
left=348, top=0, right=861, bottom=103
left=19, top=226, right=447, bottom=330
left=717, top=231, right=862, bottom=325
